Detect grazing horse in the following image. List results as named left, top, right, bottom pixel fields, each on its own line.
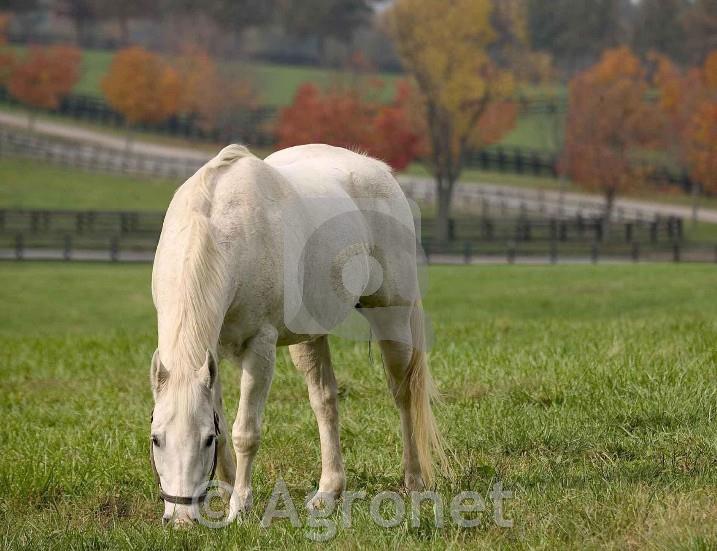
left=149, top=143, right=446, bottom=525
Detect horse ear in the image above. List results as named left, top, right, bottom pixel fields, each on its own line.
left=199, top=350, right=217, bottom=390
left=150, top=349, right=169, bottom=398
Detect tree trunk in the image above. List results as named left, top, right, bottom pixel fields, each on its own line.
left=124, top=123, right=134, bottom=154
left=435, top=180, right=454, bottom=244
left=603, top=188, right=616, bottom=233
left=27, top=110, right=36, bottom=132
left=691, top=180, right=700, bottom=226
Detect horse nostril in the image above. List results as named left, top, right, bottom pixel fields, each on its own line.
left=162, top=515, right=171, bottom=526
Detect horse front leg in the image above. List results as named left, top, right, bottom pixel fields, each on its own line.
left=212, top=370, right=237, bottom=491
left=289, top=336, right=345, bottom=509
left=227, top=328, right=277, bottom=522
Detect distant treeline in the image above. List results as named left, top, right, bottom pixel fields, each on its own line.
left=5, top=0, right=717, bottom=74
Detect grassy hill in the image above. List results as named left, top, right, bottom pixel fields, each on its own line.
left=7, top=47, right=563, bottom=151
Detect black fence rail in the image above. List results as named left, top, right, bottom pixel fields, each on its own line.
left=423, top=215, right=684, bottom=245
left=0, top=208, right=684, bottom=244
left=0, top=87, right=277, bottom=147
left=1, top=208, right=703, bottom=267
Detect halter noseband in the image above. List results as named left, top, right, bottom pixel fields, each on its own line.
left=149, top=410, right=222, bottom=505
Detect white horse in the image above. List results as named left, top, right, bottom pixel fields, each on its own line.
left=150, top=144, right=446, bottom=525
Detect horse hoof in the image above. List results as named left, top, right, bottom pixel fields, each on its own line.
left=306, top=490, right=340, bottom=511
left=228, top=490, right=252, bottom=522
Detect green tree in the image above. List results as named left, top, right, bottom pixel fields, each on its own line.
left=633, top=0, right=689, bottom=61
left=95, top=0, right=158, bottom=46
left=163, top=0, right=276, bottom=31
left=682, top=0, right=717, bottom=64
left=277, top=0, right=373, bottom=63
left=527, top=0, right=628, bottom=72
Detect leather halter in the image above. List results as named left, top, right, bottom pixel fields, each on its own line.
left=150, top=410, right=221, bottom=505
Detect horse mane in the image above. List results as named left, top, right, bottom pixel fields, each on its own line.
left=169, top=144, right=255, bottom=375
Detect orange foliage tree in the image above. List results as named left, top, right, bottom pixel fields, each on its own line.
left=8, top=45, right=81, bottom=129
left=687, top=101, right=717, bottom=196
left=101, top=46, right=180, bottom=149
left=564, top=47, right=658, bottom=216
left=276, top=81, right=427, bottom=171
left=653, top=50, right=717, bottom=215
left=174, top=49, right=257, bottom=137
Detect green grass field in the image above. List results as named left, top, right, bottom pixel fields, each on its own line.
left=1, top=262, right=716, bottom=549
left=0, top=159, right=178, bottom=211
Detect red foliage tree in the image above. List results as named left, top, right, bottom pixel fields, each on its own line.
left=8, top=45, right=81, bottom=128
left=276, top=80, right=427, bottom=171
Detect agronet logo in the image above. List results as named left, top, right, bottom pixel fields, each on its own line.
left=281, top=196, right=432, bottom=347
left=191, top=479, right=514, bottom=539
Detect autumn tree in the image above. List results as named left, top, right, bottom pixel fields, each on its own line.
left=101, top=46, right=180, bottom=150
left=686, top=102, right=717, bottom=197
left=276, top=81, right=427, bottom=171
left=8, top=45, right=81, bottom=130
left=386, top=0, right=517, bottom=241
left=653, top=51, right=717, bottom=218
left=564, top=47, right=657, bottom=217
left=174, top=48, right=257, bottom=138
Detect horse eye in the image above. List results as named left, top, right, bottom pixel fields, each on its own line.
left=205, top=435, right=216, bottom=448
left=151, top=435, right=160, bottom=447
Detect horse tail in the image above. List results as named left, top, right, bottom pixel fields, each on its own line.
left=406, top=300, right=449, bottom=486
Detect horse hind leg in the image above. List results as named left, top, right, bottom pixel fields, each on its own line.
left=289, top=336, right=346, bottom=508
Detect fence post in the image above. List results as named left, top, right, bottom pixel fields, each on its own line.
left=507, top=242, right=516, bottom=264
left=15, top=233, right=23, bottom=260
left=625, top=223, right=633, bottom=243
left=672, top=241, right=680, bottom=263
left=550, top=239, right=558, bottom=264
left=560, top=221, right=568, bottom=242
left=110, top=236, right=119, bottom=262
left=63, top=235, right=72, bottom=261
left=591, top=241, right=599, bottom=264
left=631, top=241, right=640, bottom=263
left=463, top=241, right=472, bottom=265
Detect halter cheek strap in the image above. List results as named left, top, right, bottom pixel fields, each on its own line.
left=150, top=410, right=222, bottom=505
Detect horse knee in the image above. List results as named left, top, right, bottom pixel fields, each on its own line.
left=233, top=429, right=260, bottom=456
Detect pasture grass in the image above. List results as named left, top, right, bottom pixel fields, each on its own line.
left=1, top=262, right=717, bottom=549
left=0, top=159, right=179, bottom=212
